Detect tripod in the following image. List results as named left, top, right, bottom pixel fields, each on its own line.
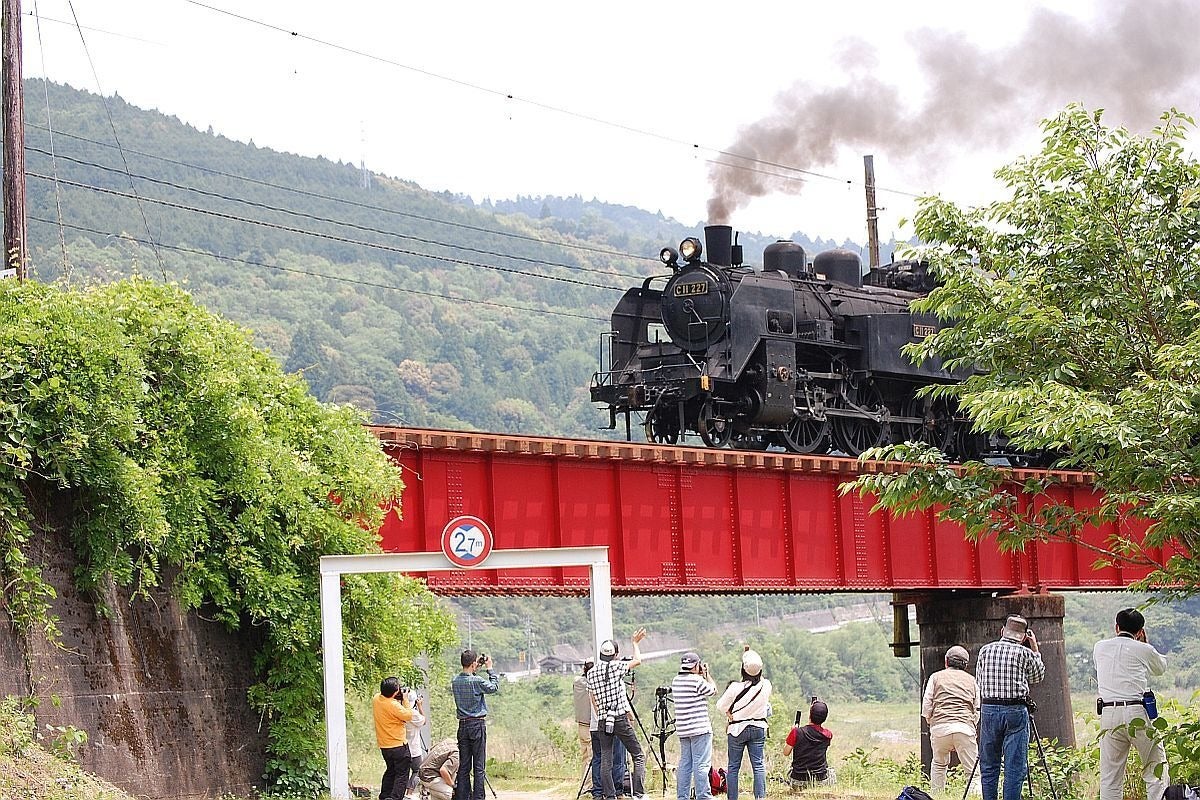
left=633, top=691, right=672, bottom=796
left=960, top=702, right=1058, bottom=800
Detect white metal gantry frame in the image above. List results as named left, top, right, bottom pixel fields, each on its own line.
left=319, top=547, right=614, bottom=800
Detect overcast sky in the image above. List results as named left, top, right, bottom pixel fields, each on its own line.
left=19, top=0, right=1200, bottom=244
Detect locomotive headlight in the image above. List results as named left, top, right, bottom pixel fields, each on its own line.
left=659, top=247, right=679, bottom=268
left=679, top=237, right=703, bottom=262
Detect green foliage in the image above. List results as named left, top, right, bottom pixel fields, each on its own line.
left=0, top=277, right=456, bottom=793
left=1026, top=737, right=1097, bottom=800
left=837, top=746, right=925, bottom=788
left=847, top=105, right=1200, bottom=594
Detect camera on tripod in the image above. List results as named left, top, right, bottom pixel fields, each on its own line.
left=655, top=686, right=672, bottom=699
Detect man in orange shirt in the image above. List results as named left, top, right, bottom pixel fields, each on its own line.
left=374, top=676, right=416, bottom=800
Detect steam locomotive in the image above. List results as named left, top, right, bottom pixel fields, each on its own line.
left=590, top=224, right=1026, bottom=460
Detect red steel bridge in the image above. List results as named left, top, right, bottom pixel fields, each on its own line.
left=372, top=426, right=1166, bottom=595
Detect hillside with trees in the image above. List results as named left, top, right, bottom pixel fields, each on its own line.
left=9, top=81, right=903, bottom=439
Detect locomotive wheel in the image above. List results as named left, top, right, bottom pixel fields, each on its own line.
left=900, top=395, right=950, bottom=448
left=780, top=414, right=830, bottom=454
left=697, top=401, right=733, bottom=448
left=832, top=381, right=890, bottom=457
left=644, top=413, right=679, bottom=445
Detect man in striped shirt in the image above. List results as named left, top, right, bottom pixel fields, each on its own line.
left=671, top=652, right=718, bottom=800
left=975, top=615, right=1045, bottom=800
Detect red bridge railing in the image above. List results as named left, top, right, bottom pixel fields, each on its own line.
left=371, top=427, right=1163, bottom=595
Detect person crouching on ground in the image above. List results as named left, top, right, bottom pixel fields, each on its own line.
left=922, top=645, right=980, bottom=794
left=783, top=699, right=833, bottom=788
left=716, top=647, right=771, bottom=800
left=419, top=738, right=459, bottom=800
left=672, top=651, right=718, bottom=800
left=373, top=676, right=416, bottom=800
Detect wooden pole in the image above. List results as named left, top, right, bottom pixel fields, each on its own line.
left=864, top=154, right=880, bottom=269
left=2, top=0, right=27, bottom=279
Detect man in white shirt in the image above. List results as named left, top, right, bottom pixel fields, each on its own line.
left=1094, top=608, right=1168, bottom=800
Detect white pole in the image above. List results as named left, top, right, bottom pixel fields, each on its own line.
left=589, top=559, right=614, bottom=656
left=320, top=570, right=350, bottom=800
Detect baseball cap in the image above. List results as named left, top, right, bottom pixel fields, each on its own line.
left=599, top=639, right=618, bottom=661
left=679, top=651, right=701, bottom=672
left=741, top=649, right=763, bottom=676
left=1001, top=615, right=1029, bottom=643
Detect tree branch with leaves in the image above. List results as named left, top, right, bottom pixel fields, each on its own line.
left=846, top=105, right=1200, bottom=596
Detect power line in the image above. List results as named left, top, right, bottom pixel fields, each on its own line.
left=26, top=172, right=628, bottom=291
left=184, top=0, right=926, bottom=200
left=24, top=145, right=646, bottom=281
left=63, top=0, right=166, bottom=277
left=28, top=215, right=611, bottom=322
left=24, top=123, right=662, bottom=265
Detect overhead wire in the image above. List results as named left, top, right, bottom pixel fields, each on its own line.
left=183, top=0, right=927, bottom=200
left=63, top=0, right=167, bottom=278
left=27, top=215, right=611, bottom=322
left=25, top=172, right=630, bottom=291
left=31, top=0, right=69, bottom=277
left=24, top=124, right=662, bottom=266
left=23, top=145, right=650, bottom=281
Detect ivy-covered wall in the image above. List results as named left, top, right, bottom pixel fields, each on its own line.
left=0, top=481, right=267, bottom=799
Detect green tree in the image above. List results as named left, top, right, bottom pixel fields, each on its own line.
left=0, top=277, right=456, bottom=793
left=848, top=105, right=1200, bottom=595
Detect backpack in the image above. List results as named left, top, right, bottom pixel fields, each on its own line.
left=897, top=787, right=934, bottom=800
left=708, top=767, right=727, bottom=796
left=1165, top=787, right=1198, bottom=800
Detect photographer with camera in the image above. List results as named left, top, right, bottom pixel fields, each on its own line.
left=1094, top=608, right=1169, bottom=800
left=783, top=698, right=834, bottom=788
left=586, top=628, right=648, bottom=800
left=401, top=689, right=427, bottom=799
left=373, top=676, right=417, bottom=800
left=716, top=648, right=771, bottom=800
left=975, top=615, right=1045, bottom=800
left=450, top=649, right=499, bottom=800
left=672, top=652, right=718, bottom=800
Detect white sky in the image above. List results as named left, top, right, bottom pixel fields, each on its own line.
left=19, top=0, right=1128, bottom=243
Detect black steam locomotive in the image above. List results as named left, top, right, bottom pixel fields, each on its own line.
left=591, top=225, right=1021, bottom=460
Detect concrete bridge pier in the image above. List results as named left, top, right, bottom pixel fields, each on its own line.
left=907, top=592, right=1074, bottom=777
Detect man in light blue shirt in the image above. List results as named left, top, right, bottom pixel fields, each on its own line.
left=450, top=649, right=499, bottom=800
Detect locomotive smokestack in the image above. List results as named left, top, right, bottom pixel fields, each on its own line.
left=705, top=225, right=733, bottom=267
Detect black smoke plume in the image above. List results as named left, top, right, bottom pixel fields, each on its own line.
left=707, top=0, right=1200, bottom=224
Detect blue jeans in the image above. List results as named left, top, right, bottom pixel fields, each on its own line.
left=979, top=705, right=1029, bottom=800
left=454, top=718, right=487, bottom=800
left=677, top=732, right=713, bottom=800
left=726, top=725, right=766, bottom=800
left=590, top=730, right=627, bottom=798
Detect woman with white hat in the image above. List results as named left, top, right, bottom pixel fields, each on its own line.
left=716, top=646, right=772, bottom=800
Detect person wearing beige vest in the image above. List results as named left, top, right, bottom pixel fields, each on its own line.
left=922, top=645, right=981, bottom=793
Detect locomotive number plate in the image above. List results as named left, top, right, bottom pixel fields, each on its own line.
left=673, top=281, right=709, bottom=297
left=912, top=323, right=936, bottom=338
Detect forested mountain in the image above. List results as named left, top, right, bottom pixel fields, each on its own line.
left=8, top=80, right=895, bottom=438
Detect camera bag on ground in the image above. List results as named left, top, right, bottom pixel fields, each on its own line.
left=1165, top=786, right=1198, bottom=800
left=897, top=786, right=935, bottom=800
left=708, top=766, right=727, bottom=796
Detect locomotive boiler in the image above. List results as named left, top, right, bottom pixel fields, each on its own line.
left=591, top=224, right=985, bottom=457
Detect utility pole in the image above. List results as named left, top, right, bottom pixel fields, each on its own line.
left=2, top=0, right=27, bottom=279
left=863, top=155, right=880, bottom=269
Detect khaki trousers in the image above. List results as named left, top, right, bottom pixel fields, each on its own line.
left=930, top=730, right=978, bottom=793
left=1099, top=705, right=1168, bottom=800
left=423, top=776, right=453, bottom=800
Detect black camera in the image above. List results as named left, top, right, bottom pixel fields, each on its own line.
left=477, top=652, right=489, bottom=667
left=655, top=686, right=672, bottom=699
